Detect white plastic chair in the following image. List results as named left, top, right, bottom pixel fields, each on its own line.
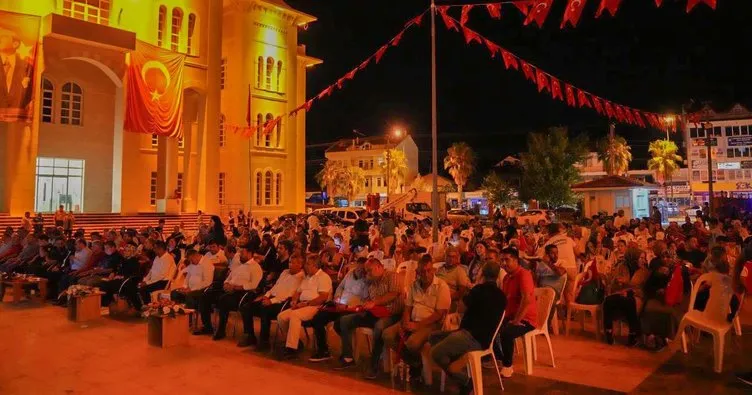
left=566, top=273, right=602, bottom=341
left=550, top=276, right=567, bottom=336
left=521, top=288, right=556, bottom=375
left=675, top=272, right=735, bottom=373
left=462, top=311, right=506, bottom=395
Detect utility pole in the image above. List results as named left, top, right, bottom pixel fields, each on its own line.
left=430, top=0, right=439, bottom=243
left=704, top=121, right=715, bottom=216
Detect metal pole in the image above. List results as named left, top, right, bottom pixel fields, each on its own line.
left=705, top=122, right=715, bottom=216
left=386, top=136, right=391, bottom=203
left=430, top=0, right=439, bottom=243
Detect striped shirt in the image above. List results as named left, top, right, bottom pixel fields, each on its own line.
left=367, top=271, right=401, bottom=315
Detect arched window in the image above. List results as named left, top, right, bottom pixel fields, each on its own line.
left=257, top=56, right=263, bottom=88
left=276, top=60, right=283, bottom=92
left=187, top=13, right=197, bottom=54
left=264, top=113, right=273, bottom=148
left=275, top=118, right=282, bottom=148
left=255, top=172, right=262, bottom=206
left=170, top=8, right=183, bottom=52
left=219, top=114, right=225, bottom=147
left=264, top=171, right=273, bottom=205
left=63, top=0, right=111, bottom=26
left=41, top=79, right=54, bottom=123
left=60, top=82, right=83, bottom=126
left=275, top=172, right=282, bottom=205
left=265, top=57, right=274, bottom=90
left=255, top=113, right=263, bottom=147
left=220, top=57, right=226, bottom=90
left=157, top=6, right=166, bottom=47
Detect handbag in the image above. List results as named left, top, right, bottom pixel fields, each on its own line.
left=664, top=265, right=684, bottom=307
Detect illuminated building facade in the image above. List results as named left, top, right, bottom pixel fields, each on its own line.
left=0, top=0, right=320, bottom=217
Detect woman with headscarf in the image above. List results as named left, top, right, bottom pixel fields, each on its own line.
left=208, top=215, right=227, bottom=246
left=602, top=247, right=650, bottom=346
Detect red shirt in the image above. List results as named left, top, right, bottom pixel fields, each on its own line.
left=502, top=266, right=537, bottom=327
left=740, top=261, right=752, bottom=295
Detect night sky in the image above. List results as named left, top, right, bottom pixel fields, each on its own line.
left=285, top=0, right=752, bottom=190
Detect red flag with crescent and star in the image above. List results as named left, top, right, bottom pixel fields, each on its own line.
left=561, top=0, right=588, bottom=28
left=124, top=41, right=185, bottom=138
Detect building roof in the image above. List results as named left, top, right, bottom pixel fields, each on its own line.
left=325, top=135, right=410, bottom=153
left=571, top=175, right=658, bottom=190
left=258, top=0, right=317, bottom=25
left=689, top=103, right=752, bottom=122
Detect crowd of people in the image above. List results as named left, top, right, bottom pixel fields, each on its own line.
left=1, top=203, right=751, bottom=392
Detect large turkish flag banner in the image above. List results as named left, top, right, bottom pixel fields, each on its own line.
left=124, top=41, right=185, bottom=139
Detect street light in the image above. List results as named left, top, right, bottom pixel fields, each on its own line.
left=385, top=127, right=404, bottom=203
left=703, top=121, right=715, bottom=216
left=663, top=115, right=676, bottom=141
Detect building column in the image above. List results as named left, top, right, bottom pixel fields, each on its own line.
left=156, top=135, right=179, bottom=213
left=0, top=123, right=38, bottom=215
left=110, top=84, right=124, bottom=213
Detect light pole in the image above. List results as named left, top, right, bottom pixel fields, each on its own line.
left=430, top=0, right=439, bottom=243
left=385, top=128, right=403, bottom=203
left=663, top=115, right=676, bottom=141
left=704, top=121, right=715, bottom=216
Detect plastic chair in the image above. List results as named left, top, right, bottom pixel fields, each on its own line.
left=733, top=292, right=744, bottom=336
left=521, top=288, right=556, bottom=375
left=550, top=276, right=567, bottom=336
left=675, top=272, right=735, bottom=373
left=566, top=273, right=602, bottom=341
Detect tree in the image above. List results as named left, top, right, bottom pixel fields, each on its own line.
left=342, top=166, right=365, bottom=206
left=315, top=160, right=346, bottom=204
left=481, top=172, right=516, bottom=207
left=647, top=139, right=683, bottom=199
left=380, top=148, right=409, bottom=193
left=519, top=127, right=589, bottom=207
left=443, top=142, right=476, bottom=203
left=597, top=134, right=632, bottom=176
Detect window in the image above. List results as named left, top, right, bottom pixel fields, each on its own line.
left=726, top=126, right=733, bottom=136
left=257, top=56, right=263, bottom=88
left=276, top=60, right=283, bottom=91
left=151, top=134, right=158, bottom=148
left=690, top=128, right=697, bottom=138
left=157, top=6, right=166, bottom=46
left=60, top=82, right=82, bottom=125
left=264, top=113, right=273, bottom=147
left=41, top=79, right=54, bottom=123
left=358, top=160, right=364, bottom=168
left=177, top=172, right=183, bottom=194
left=220, top=58, right=227, bottom=90
left=219, top=114, right=226, bottom=147
left=369, top=159, right=374, bottom=170
left=275, top=118, right=282, bottom=148
left=714, top=126, right=722, bottom=136
left=218, top=172, right=226, bottom=204
left=377, top=177, right=382, bottom=187
left=264, top=171, right=272, bottom=205
left=265, top=57, right=274, bottom=90
left=733, top=126, right=740, bottom=136
left=743, top=125, right=749, bottom=136
left=275, top=173, right=282, bottom=205
left=62, top=0, right=110, bottom=25
left=171, top=8, right=183, bottom=52
left=187, top=13, right=196, bottom=55
left=255, top=172, right=262, bottom=206
left=178, top=135, right=184, bottom=149
left=150, top=171, right=157, bottom=205
left=365, top=177, right=370, bottom=187
left=692, top=170, right=700, bottom=180
left=255, top=113, right=263, bottom=147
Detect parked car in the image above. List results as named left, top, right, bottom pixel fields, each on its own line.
left=328, top=207, right=368, bottom=226
left=554, top=206, right=580, bottom=222
left=518, top=210, right=550, bottom=225
left=446, top=209, right=477, bottom=224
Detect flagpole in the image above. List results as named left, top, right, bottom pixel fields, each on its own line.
left=430, top=0, right=439, bottom=244
left=247, top=84, right=253, bottom=214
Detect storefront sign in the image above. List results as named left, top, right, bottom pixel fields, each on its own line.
left=692, top=138, right=717, bottom=147
left=728, top=136, right=752, bottom=147
left=742, top=160, right=752, bottom=169
left=718, top=162, right=741, bottom=169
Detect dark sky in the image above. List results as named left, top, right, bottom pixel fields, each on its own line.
left=285, top=0, right=752, bottom=189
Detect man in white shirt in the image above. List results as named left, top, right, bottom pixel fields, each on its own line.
left=613, top=209, right=629, bottom=229
left=202, top=240, right=228, bottom=268
left=170, top=250, right=214, bottom=309
left=196, top=243, right=263, bottom=340
left=126, top=240, right=175, bottom=310
left=238, top=253, right=305, bottom=349
left=543, top=223, right=578, bottom=303
left=383, top=255, right=451, bottom=378
left=277, top=254, right=333, bottom=359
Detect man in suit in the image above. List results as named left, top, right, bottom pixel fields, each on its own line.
left=0, top=26, right=33, bottom=114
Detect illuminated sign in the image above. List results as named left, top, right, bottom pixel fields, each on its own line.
left=728, top=136, right=752, bottom=146
left=692, top=138, right=717, bottom=146
left=718, top=162, right=741, bottom=169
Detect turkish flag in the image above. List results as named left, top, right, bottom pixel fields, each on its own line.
left=577, top=90, right=592, bottom=108
left=438, top=6, right=459, bottom=31
left=565, top=84, right=576, bottom=106
left=596, top=0, right=622, bottom=18
left=486, top=3, right=502, bottom=19
left=536, top=70, right=549, bottom=92
left=561, top=0, right=588, bottom=28
left=550, top=77, right=563, bottom=101
left=392, top=31, right=405, bottom=46
left=374, top=45, right=388, bottom=63
left=460, top=5, right=473, bottom=25
left=592, top=97, right=604, bottom=114
left=524, top=0, right=554, bottom=27
left=514, top=1, right=531, bottom=16
left=125, top=41, right=186, bottom=138
left=521, top=61, right=536, bottom=82
left=655, top=0, right=663, bottom=6
left=484, top=39, right=500, bottom=58
left=462, top=26, right=482, bottom=44
left=501, top=50, right=519, bottom=70
left=614, top=105, right=625, bottom=122
left=633, top=110, right=645, bottom=127
left=687, top=0, right=716, bottom=12
left=604, top=101, right=615, bottom=118
left=405, top=13, right=424, bottom=27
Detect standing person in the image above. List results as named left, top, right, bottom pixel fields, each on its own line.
left=277, top=254, right=333, bottom=359
left=380, top=212, right=396, bottom=258
left=498, top=247, right=537, bottom=378
left=197, top=210, right=205, bottom=227
left=20, top=212, right=32, bottom=233
left=63, top=211, right=75, bottom=237
left=53, top=205, right=66, bottom=228
left=430, top=261, right=507, bottom=395
left=544, top=223, right=578, bottom=304
left=33, top=213, right=44, bottom=234
left=352, top=210, right=370, bottom=252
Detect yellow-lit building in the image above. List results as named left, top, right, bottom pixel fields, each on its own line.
left=0, top=0, right=320, bottom=217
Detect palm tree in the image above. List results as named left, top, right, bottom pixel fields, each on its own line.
left=443, top=142, right=476, bottom=202
left=597, top=134, right=632, bottom=176
left=380, top=148, right=409, bottom=194
left=647, top=139, right=683, bottom=199
left=315, top=160, right=345, bottom=204
left=343, top=166, right=365, bottom=206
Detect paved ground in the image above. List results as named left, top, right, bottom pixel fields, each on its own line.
left=1, top=295, right=751, bottom=395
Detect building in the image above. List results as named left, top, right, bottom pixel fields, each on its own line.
left=571, top=175, right=657, bottom=219
left=323, top=135, right=419, bottom=205
left=685, top=103, right=752, bottom=203
left=0, top=0, right=320, bottom=217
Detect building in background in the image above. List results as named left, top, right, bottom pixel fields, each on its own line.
left=324, top=135, right=419, bottom=206
left=0, top=0, right=319, bottom=217
left=685, top=103, right=752, bottom=203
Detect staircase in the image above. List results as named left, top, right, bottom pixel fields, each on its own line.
left=0, top=213, right=200, bottom=236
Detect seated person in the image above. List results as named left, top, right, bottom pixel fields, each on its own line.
left=0, top=233, right=39, bottom=273
left=534, top=244, right=567, bottom=301
left=307, top=257, right=369, bottom=362
left=170, top=249, right=214, bottom=310
left=384, top=254, right=451, bottom=381
left=196, top=243, right=262, bottom=339
left=202, top=239, right=229, bottom=268
left=78, top=241, right=123, bottom=287
left=99, top=244, right=142, bottom=307
left=498, top=247, right=537, bottom=378
left=430, top=261, right=507, bottom=395
left=120, top=240, right=175, bottom=310
left=277, top=254, right=333, bottom=359
left=436, top=245, right=472, bottom=311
